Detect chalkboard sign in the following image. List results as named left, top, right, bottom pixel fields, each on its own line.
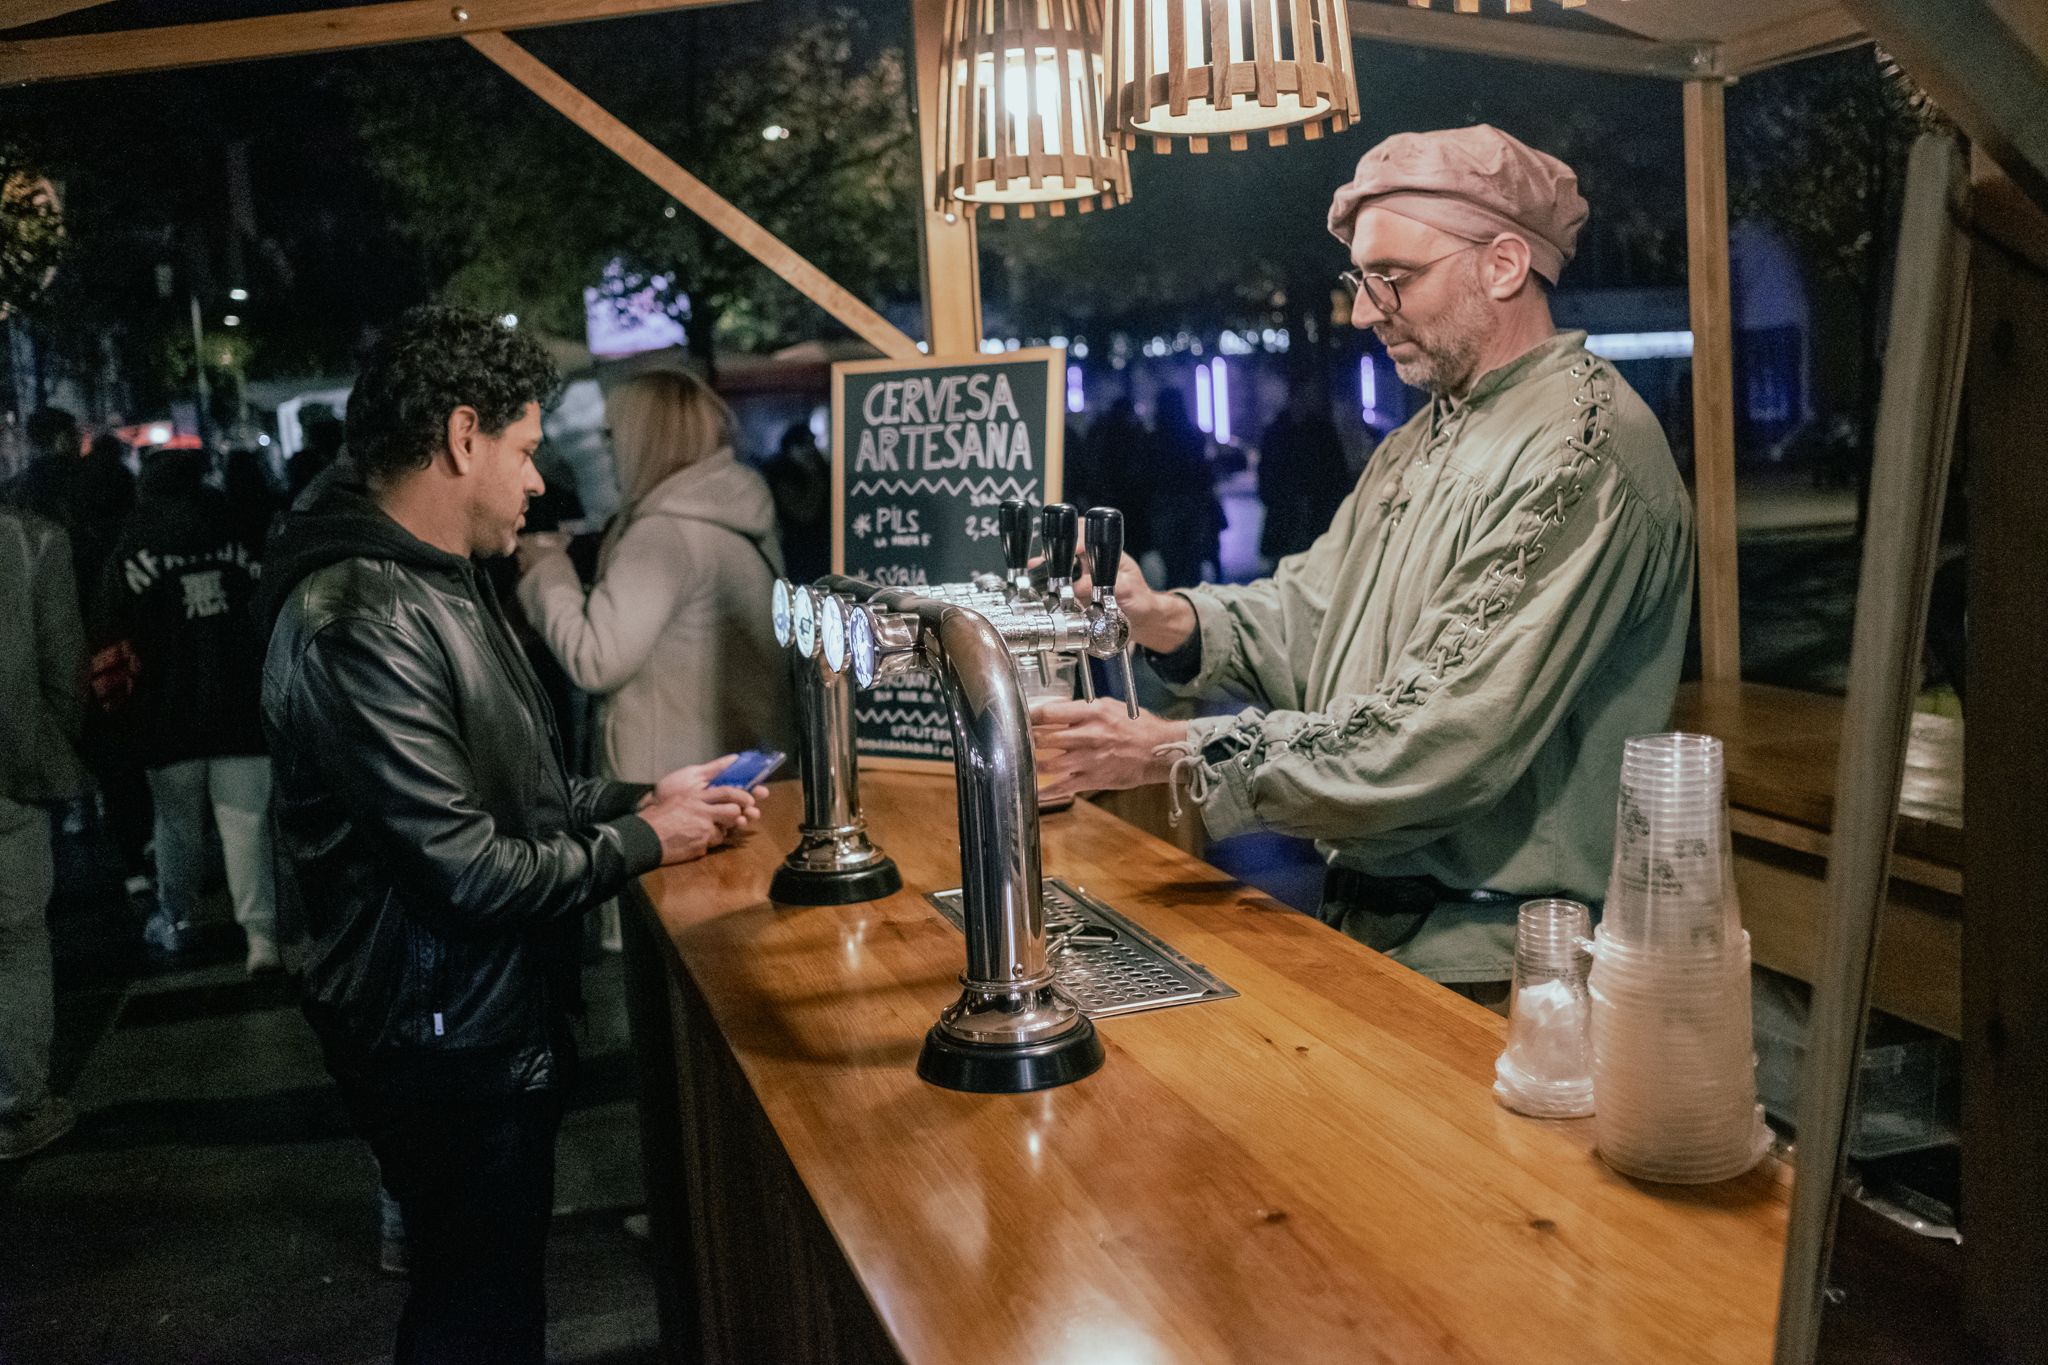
left=832, top=348, right=1065, bottom=768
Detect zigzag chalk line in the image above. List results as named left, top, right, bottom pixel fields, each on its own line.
left=849, top=476, right=1036, bottom=500
left=859, top=707, right=946, bottom=727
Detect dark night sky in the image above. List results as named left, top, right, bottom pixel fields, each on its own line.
left=5, top=1, right=1695, bottom=375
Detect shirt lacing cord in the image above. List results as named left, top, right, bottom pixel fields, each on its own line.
left=1157, top=738, right=1215, bottom=826
left=1265, top=358, right=1619, bottom=766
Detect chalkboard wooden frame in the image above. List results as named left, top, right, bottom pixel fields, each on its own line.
left=831, top=347, right=1065, bottom=772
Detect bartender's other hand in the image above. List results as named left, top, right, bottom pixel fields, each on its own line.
left=642, top=783, right=762, bottom=865
left=1073, top=550, right=1190, bottom=649
left=1073, top=549, right=1150, bottom=611
left=1030, top=699, right=1188, bottom=802
left=514, top=531, right=570, bottom=577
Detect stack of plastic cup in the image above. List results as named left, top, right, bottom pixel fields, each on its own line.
left=1494, top=898, right=1595, bottom=1119
left=1590, top=733, right=1771, bottom=1183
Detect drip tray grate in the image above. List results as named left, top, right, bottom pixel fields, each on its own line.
left=924, top=878, right=1237, bottom=1018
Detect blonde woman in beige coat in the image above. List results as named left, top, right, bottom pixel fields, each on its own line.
left=516, top=370, right=793, bottom=784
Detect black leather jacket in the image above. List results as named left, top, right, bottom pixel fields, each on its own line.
left=259, top=484, right=659, bottom=1100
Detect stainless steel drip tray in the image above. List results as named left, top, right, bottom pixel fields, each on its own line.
left=923, top=879, right=1237, bottom=1019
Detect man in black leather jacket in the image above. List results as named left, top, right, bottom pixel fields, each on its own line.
left=259, top=306, right=762, bottom=1365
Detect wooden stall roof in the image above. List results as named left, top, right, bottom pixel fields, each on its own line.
left=1582, top=0, right=1866, bottom=74
left=1345, top=0, right=1862, bottom=78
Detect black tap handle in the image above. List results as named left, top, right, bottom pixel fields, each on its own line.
left=1040, top=503, right=1079, bottom=584
left=998, top=499, right=1034, bottom=576
left=1084, top=507, right=1124, bottom=589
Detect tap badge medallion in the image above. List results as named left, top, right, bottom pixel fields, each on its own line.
left=771, top=580, right=794, bottom=648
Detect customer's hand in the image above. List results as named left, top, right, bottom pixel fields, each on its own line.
left=640, top=783, right=761, bottom=865
left=514, top=531, right=570, bottom=577
left=1030, top=699, right=1189, bottom=803
left=650, top=756, right=750, bottom=808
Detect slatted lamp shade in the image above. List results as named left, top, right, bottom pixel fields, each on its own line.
left=935, top=0, right=1132, bottom=220
left=1105, top=0, right=1360, bottom=153
left=1403, top=1, right=1607, bottom=11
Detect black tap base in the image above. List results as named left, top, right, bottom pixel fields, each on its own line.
left=769, top=858, right=903, bottom=907
left=916, top=1017, right=1105, bottom=1093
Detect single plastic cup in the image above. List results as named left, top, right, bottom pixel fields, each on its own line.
left=1493, top=898, right=1595, bottom=1119
left=1603, top=734, right=1741, bottom=954
left=1021, top=653, right=1080, bottom=813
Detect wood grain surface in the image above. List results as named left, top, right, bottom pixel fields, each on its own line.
left=636, top=773, right=1790, bottom=1365
left=1673, top=680, right=1962, bottom=869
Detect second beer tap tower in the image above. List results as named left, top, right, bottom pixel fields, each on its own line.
left=769, top=502, right=1137, bottom=1093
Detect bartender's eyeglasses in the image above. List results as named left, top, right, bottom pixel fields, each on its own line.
left=1340, top=242, right=1482, bottom=315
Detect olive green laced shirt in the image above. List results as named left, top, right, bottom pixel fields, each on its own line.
left=1158, top=332, right=1695, bottom=976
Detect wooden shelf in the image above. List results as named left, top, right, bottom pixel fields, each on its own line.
left=1673, top=680, right=1963, bottom=1037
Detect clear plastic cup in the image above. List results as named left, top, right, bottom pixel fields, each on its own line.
left=1493, top=899, right=1595, bottom=1118
left=1604, top=734, right=1741, bottom=953
left=1021, top=653, right=1079, bottom=813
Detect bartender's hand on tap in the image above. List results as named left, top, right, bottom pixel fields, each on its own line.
left=1031, top=700, right=1190, bottom=803
left=637, top=756, right=765, bottom=865
left=1072, top=550, right=1200, bottom=656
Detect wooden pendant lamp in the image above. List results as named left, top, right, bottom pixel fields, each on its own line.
left=934, top=0, right=1132, bottom=220
left=1402, top=1, right=1610, bottom=11
left=1105, top=0, right=1361, bottom=153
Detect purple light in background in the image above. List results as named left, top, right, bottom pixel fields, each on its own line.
left=1359, top=354, right=1378, bottom=423
left=1210, top=357, right=1232, bottom=445
left=1067, top=364, right=1084, bottom=414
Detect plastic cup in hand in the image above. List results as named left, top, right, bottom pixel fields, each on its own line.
left=1022, top=654, right=1079, bottom=812
left=1493, top=898, right=1595, bottom=1119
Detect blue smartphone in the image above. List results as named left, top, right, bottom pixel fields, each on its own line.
left=710, top=748, right=787, bottom=788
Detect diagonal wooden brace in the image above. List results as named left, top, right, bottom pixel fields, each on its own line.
left=464, top=30, right=921, bottom=361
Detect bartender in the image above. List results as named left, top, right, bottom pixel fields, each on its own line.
left=1033, top=125, right=1696, bottom=1000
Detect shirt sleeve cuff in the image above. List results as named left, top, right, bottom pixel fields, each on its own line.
left=1179, top=714, right=1262, bottom=840
left=609, top=813, right=665, bottom=877
left=602, top=782, right=655, bottom=821
left=514, top=552, right=579, bottom=621
left=1148, top=589, right=1238, bottom=698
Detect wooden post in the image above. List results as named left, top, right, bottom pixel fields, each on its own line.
left=909, top=0, right=982, bottom=355
left=1683, top=78, right=1742, bottom=685
left=1959, top=154, right=2048, bottom=1365
left=463, top=31, right=921, bottom=362
left=1771, top=133, right=1971, bottom=1365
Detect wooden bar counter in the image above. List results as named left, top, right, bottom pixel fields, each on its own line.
left=621, top=772, right=1790, bottom=1365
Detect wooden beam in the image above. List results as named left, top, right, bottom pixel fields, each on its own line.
left=1346, top=0, right=1713, bottom=80
left=1683, top=79, right=1741, bottom=685
left=0, top=0, right=748, bottom=86
left=0, top=0, right=117, bottom=33
left=1721, top=9, right=1868, bottom=76
left=1839, top=0, right=2048, bottom=211
left=908, top=0, right=981, bottom=356
left=1772, top=132, right=1970, bottom=1365
left=1959, top=154, right=2048, bottom=1365
left=463, top=31, right=920, bottom=363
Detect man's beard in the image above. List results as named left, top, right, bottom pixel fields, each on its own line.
left=1378, top=259, right=1493, bottom=396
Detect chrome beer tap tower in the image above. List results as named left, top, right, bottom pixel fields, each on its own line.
left=767, top=502, right=1138, bottom=1092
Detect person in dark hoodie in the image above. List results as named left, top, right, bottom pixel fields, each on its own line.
left=258, top=306, right=764, bottom=1365
left=98, top=446, right=281, bottom=970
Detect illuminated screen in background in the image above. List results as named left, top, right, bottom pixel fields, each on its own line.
left=584, top=261, right=689, bottom=357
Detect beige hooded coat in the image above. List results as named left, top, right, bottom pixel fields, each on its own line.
left=519, top=450, right=794, bottom=783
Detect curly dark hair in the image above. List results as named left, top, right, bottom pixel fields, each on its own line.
left=345, top=305, right=560, bottom=483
